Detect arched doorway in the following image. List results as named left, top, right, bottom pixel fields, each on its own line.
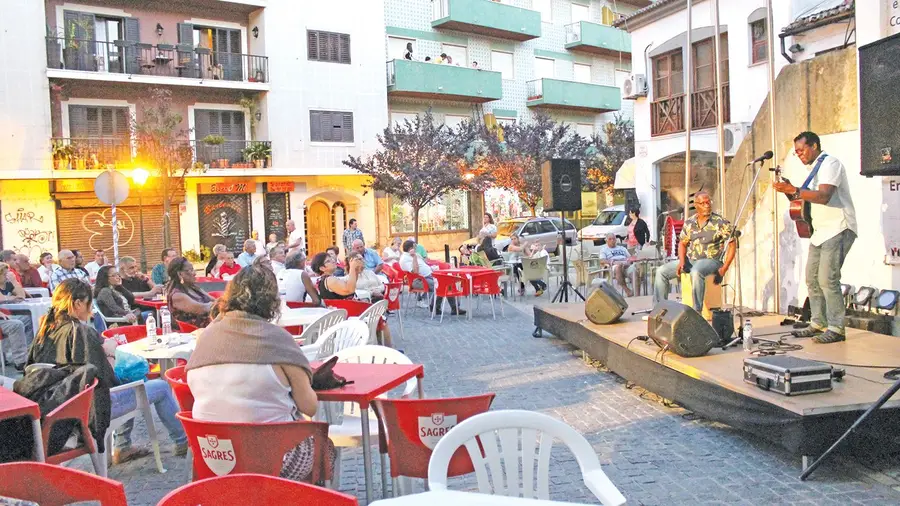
left=306, top=201, right=332, bottom=256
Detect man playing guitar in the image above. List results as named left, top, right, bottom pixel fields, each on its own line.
left=773, top=131, right=857, bottom=344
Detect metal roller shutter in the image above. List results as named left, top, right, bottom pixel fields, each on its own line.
left=56, top=205, right=181, bottom=263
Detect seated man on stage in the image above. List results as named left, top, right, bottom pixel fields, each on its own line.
left=599, top=233, right=636, bottom=297
left=654, top=191, right=736, bottom=312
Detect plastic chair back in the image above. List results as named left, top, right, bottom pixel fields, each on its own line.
left=102, top=324, right=159, bottom=343
left=164, top=366, right=195, bottom=411
left=384, top=281, right=403, bottom=311
left=433, top=272, right=466, bottom=298
left=297, top=308, right=347, bottom=345
left=324, top=298, right=370, bottom=317
left=471, top=270, right=503, bottom=296
left=157, top=473, right=357, bottom=506
left=310, top=320, right=369, bottom=359
left=0, top=462, right=127, bottom=506
left=372, top=394, right=495, bottom=481
left=428, top=410, right=626, bottom=506
left=356, top=299, right=388, bottom=344
left=176, top=412, right=331, bottom=483
left=404, top=271, right=431, bottom=295
left=176, top=320, right=199, bottom=333
left=43, top=378, right=98, bottom=465
left=521, top=256, right=549, bottom=283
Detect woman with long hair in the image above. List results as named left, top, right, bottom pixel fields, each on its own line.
left=187, top=264, right=333, bottom=481
left=310, top=252, right=363, bottom=300
left=480, top=212, right=497, bottom=239
left=165, top=257, right=215, bottom=329
left=626, top=208, right=650, bottom=251
left=28, top=278, right=186, bottom=463
left=94, top=265, right=141, bottom=325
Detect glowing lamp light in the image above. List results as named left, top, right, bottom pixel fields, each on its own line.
left=132, top=167, right=150, bottom=186
left=464, top=172, right=475, bottom=180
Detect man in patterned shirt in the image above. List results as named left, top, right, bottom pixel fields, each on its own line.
left=654, top=191, right=736, bottom=312
left=342, top=218, right=364, bottom=257
left=48, top=249, right=89, bottom=293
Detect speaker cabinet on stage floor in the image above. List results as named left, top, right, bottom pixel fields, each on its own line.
left=585, top=282, right=628, bottom=324
left=541, top=159, right=582, bottom=212
left=647, top=301, right=720, bottom=357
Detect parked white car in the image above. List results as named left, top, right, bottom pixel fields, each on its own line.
left=577, top=205, right=629, bottom=246
left=464, top=216, right=577, bottom=254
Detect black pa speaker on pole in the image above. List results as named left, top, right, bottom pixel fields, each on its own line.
left=541, top=159, right=582, bottom=212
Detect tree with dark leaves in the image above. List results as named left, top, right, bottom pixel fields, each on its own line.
left=584, top=114, right=635, bottom=199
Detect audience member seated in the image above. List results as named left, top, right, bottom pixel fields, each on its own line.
left=599, top=233, right=636, bottom=297
left=382, top=237, right=402, bottom=263
left=187, top=265, right=332, bottom=481
left=49, top=249, right=89, bottom=292
left=166, top=257, right=215, bottom=329
left=237, top=240, right=257, bottom=268
left=37, top=252, right=57, bottom=284
left=351, top=239, right=386, bottom=279
left=399, top=240, right=464, bottom=315
left=348, top=252, right=386, bottom=300
left=118, top=256, right=161, bottom=298
left=524, top=242, right=549, bottom=297
left=278, top=252, right=321, bottom=306
left=0, top=251, right=16, bottom=282
left=458, top=244, right=472, bottom=266
left=325, top=246, right=346, bottom=277
left=266, top=233, right=280, bottom=252
left=310, top=252, right=362, bottom=301
left=216, top=252, right=241, bottom=280
left=270, top=246, right=287, bottom=275
left=27, top=278, right=187, bottom=464
left=0, top=262, right=29, bottom=370
left=72, top=250, right=90, bottom=278
left=152, top=248, right=178, bottom=286
left=479, top=233, right=501, bottom=264
left=205, top=244, right=227, bottom=277
left=84, top=249, right=108, bottom=280
left=12, top=254, right=42, bottom=288
left=94, top=266, right=142, bottom=325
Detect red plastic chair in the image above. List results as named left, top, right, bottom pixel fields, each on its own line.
left=207, top=290, right=224, bottom=299
left=471, top=270, right=505, bottom=319
left=324, top=298, right=371, bottom=317
left=286, top=301, right=320, bottom=309
left=384, top=281, right=404, bottom=340
left=0, top=462, right=127, bottom=506
left=372, top=393, right=495, bottom=496
left=43, top=378, right=102, bottom=472
left=381, top=262, right=398, bottom=281
left=176, top=412, right=332, bottom=483
left=403, top=271, right=432, bottom=315
left=157, top=473, right=356, bottom=506
left=103, top=326, right=185, bottom=379
left=431, top=272, right=466, bottom=322
left=175, top=320, right=199, bottom=333
left=163, top=366, right=194, bottom=412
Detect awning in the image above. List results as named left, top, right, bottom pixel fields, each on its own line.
left=614, top=157, right=637, bottom=189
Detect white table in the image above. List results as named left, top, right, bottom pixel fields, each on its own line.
left=276, top=307, right=338, bottom=327
left=0, top=298, right=52, bottom=336
left=116, top=333, right=196, bottom=372
left=371, top=490, right=595, bottom=505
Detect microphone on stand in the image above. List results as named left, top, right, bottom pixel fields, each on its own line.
left=747, top=151, right=774, bottom=165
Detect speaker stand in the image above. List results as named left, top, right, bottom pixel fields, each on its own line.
left=552, top=211, right=584, bottom=304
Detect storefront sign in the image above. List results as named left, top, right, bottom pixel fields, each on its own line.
left=53, top=179, right=94, bottom=193
left=581, top=192, right=599, bottom=216
left=890, top=1, right=900, bottom=35
left=266, top=182, right=295, bottom=193
left=198, top=181, right=252, bottom=194
left=883, top=177, right=900, bottom=265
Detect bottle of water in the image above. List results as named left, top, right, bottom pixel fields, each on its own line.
left=742, top=319, right=753, bottom=351
left=146, top=313, right=157, bottom=339
left=160, top=306, right=172, bottom=335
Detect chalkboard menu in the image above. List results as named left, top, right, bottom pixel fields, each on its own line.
left=197, top=194, right=251, bottom=255
left=264, top=192, right=290, bottom=243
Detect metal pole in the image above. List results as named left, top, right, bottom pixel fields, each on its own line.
left=139, top=186, right=147, bottom=272
left=111, top=204, right=119, bottom=268
left=713, top=0, right=726, bottom=212
left=683, top=0, right=693, bottom=220
left=766, top=0, right=781, bottom=313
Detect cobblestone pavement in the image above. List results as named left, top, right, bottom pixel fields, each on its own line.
left=43, top=297, right=900, bottom=504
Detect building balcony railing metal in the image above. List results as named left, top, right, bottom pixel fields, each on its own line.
left=650, top=84, right=730, bottom=136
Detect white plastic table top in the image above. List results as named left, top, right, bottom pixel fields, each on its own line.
left=0, top=298, right=52, bottom=335
left=116, top=333, right=196, bottom=361
left=276, top=306, right=338, bottom=327
left=370, top=491, right=595, bottom=505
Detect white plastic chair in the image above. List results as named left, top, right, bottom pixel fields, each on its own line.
left=295, top=308, right=347, bottom=345
left=93, top=300, right=130, bottom=328
left=325, top=345, right=418, bottom=490
left=353, top=300, right=388, bottom=345
left=428, top=410, right=626, bottom=506
left=98, top=381, right=166, bottom=477
left=24, top=287, right=50, bottom=298
left=300, top=319, right=369, bottom=360
left=520, top=256, right=550, bottom=297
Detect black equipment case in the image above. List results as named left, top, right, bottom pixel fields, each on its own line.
left=743, top=355, right=833, bottom=396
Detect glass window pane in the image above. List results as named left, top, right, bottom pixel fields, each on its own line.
left=389, top=191, right=470, bottom=234
left=571, top=3, right=590, bottom=24
left=696, top=67, right=712, bottom=90
left=695, top=41, right=712, bottom=66
left=671, top=70, right=684, bottom=95
left=573, top=63, right=591, bottom=83
left=491, top=50, right=514, bottom=80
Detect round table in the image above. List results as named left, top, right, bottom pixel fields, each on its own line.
left=276, top=307, right=339, bottom=327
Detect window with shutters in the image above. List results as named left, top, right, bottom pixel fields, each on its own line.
left=750, top=20, right=767, bottom=64
left=307, top=30, right=351, bottom=64
left=309, top=110, right=354, bottom=143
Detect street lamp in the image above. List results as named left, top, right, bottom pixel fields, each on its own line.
left=132, top=168, right=150, bottom=272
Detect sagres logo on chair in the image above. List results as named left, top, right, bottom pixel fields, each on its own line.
left=197, top=435, right=236, bottom=476
left=418, top=412, right=458, bottom=449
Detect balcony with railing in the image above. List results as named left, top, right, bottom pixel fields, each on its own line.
left=431, top=0, right=541, bottom=41
left=564, top=21, right=631, bottom=58
left=387, top=59, right=502, bottom=103
left=526, top=78, right=621, bottom=113
left=192, top=139, right=272, bottom=168
left=46, top=37, right=269, bottom=87
left=650, top=85, right=731, bottom=136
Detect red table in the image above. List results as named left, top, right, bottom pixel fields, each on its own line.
left=0, top=386, right=45, bottom=462
left=134, top=297, right=168, bottom=323
left=313, top=362, right=424, bottom=503
left=436, top=267, right=496, bottom=319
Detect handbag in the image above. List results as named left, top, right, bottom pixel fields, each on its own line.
left=311, top=356, right=354, bottom=391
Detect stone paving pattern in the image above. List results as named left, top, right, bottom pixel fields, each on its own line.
left=53, top=299, right=900, bottom=505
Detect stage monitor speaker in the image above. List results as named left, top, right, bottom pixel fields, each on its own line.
left=541, top=159, right=582, bottom=212
left=859, top=32, right=900, bottom=177
left=647, top=300, right=719, bottom=357
left=585, top=282, right=628, bottom=324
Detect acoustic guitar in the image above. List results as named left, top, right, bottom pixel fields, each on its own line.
left=773, top=166, right=813, bottom=238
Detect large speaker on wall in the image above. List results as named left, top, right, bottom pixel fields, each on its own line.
left=859, top=32, right=900, bottom=177
left=541, top=159, right=582, bottom=212
left=585, top=282, right=628, bottom=324
left=647, top=301, right=719, bottom=358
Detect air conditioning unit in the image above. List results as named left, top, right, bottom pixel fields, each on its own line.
left=622, top=74, right=647, bottom=99
left=723, top=122, right=751, bottom=156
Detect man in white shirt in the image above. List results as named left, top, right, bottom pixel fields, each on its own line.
left=286, top=219, right=305, bottom=254
left=251, top=231, right=266, bottom=259
left=399, top=240, right=464, bottom=315
left=599, top=233, right=636, bottom=297
left=83, top=249, right=107, bottom=279
left=774, top=131, right=857, bottom=344
left=49, top=249, right=89, bottom=292
left=269, top=245, right=286, bottom=274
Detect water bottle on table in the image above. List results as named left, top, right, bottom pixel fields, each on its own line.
left=146, top=313, right=156, bottom=338
left=160, top=305, right=172, bottom=335
left=742, top=319, right=753, bottom=351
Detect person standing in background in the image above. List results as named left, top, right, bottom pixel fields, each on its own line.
left=626, top=208, right=651, bottom=251
left=286, top=219, right=305, bottom=254
left=342, top=218, right=364, bottom=257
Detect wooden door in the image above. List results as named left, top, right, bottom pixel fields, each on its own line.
left=306, top=201, right=332, bottom=256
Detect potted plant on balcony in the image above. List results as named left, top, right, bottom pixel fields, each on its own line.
left=201, top=134, right=226, bottom=167
left=243, top=142, right=271, bottom=169
left=51, top=140, right=74, bottom=170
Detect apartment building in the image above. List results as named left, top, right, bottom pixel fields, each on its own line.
left=0, top=0, right=388, bottom=261
left=379, top=0, right=646, bottom=251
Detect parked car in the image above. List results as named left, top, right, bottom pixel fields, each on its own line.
left=577, top=205, right=629, bottom=246
left=464, top=216, right=578, bottom=254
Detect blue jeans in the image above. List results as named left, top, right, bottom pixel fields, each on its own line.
left=654, top=258, right=723, bottom=312
left=807, top=229, right=855, bottom=334
left=113, top=378, right=187, bottom=449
